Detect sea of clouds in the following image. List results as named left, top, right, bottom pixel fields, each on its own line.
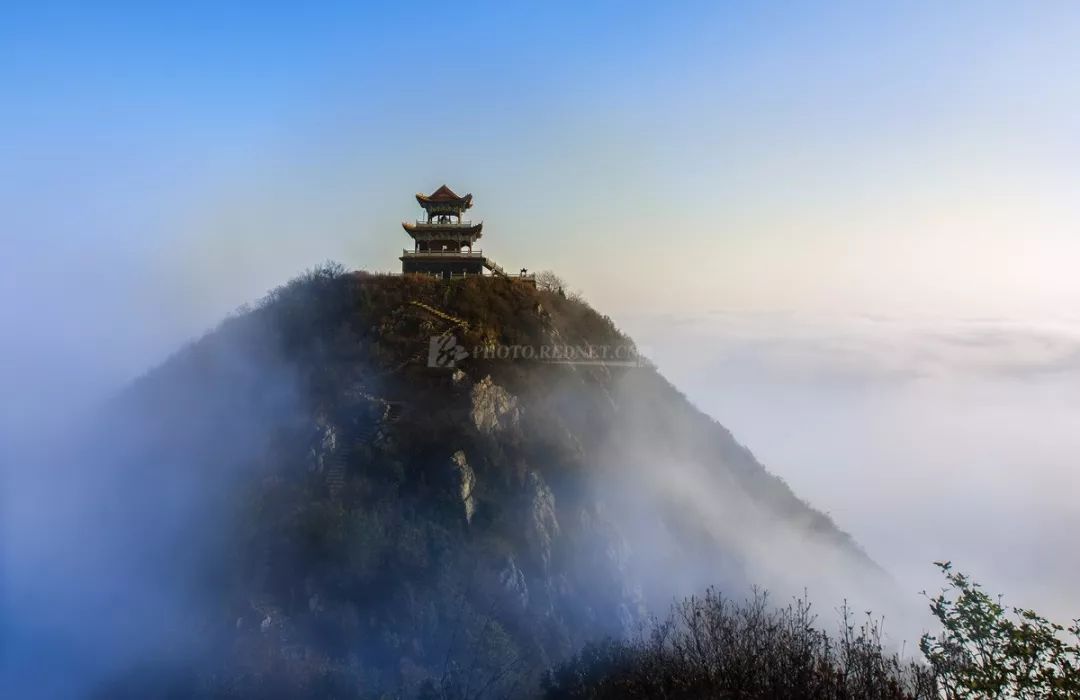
left=621, top=311, right=1080, bottom=627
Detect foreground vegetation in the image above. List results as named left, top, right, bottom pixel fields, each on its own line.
left=543, top=564, right=1080, bottom=700
left=920, top=563, right=1080, bottom=699
left=544, top=589, right=933, bottom=700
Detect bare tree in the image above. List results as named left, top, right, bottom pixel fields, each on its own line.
left=535, top=270, right=567, bottom=294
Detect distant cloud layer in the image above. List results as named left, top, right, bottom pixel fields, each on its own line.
left=621, top=311, right=1080, bottom=627
left=630, top=312, right=1080, bottom=383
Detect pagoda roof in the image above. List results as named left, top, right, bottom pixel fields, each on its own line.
left=416, top=184, right=473, bottom=209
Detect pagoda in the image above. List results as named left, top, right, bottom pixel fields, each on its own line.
left=401, top=185, right=486, bottom=278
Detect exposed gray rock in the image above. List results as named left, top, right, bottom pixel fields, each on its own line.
left=470, top=375, right=519, bottom=435
left=308, top=415, right=337, bottom=473
left=497, top=555, right=529, bottom=610
left=450, top=450, right=476, bottom=523
left=577, top=506, right=648, bottom=635
left=525, top=471, right=560, bottom=571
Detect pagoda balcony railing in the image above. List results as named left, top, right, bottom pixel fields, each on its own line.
left=411, top=219, right=475, bottom=226
left=402, top=249, right=484, bottom=257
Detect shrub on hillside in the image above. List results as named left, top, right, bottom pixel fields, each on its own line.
left=543, top=587, right=936, bottom=700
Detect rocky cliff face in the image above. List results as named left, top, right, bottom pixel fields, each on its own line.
left=68, top=267, right=885, bottom=698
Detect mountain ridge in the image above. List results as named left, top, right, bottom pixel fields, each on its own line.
left=30, top=264, right=887, bottom=698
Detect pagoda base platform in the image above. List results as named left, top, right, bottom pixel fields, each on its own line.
left=401, top=252, right=484, bottom=278
left=400, top=251, right=534, bottom=283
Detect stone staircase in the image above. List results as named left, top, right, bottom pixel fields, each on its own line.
left=483, top=257, right=535, bottom=284
left=324, top=450, right=348, bottom=497
left=406, top=300, right=470, bottom=329
left=483, top=257, right=508, bottom=277
left=324, top=400, right=404, bottom=498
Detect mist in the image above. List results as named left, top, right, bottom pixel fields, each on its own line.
left=3, top=253, right=1077, bottom=696
left=1, top=4, right=1078, bottom=697
left=1, top=274, right=310, bottom=696
left=581, top=358, right=924, bottom=649
left=0, top=262, right=934, bottom=695
left=622, top=311, right=1080, bottom=625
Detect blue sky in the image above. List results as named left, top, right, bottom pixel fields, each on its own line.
left=2, top=1, right=1078, bottom=393
left=5, top=1, right=1078, bottom=325
left=1, top=0, right=1076, bottom=425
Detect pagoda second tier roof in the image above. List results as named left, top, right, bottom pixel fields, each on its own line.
left=402, top=220, right=483, bottom=238
left=416, top=184, right=473, bottom=209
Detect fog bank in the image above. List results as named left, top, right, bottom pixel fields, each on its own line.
left=622, top=311, right=1080, bottom=624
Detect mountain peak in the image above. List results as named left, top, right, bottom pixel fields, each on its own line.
left=82, top=265, right=883, bottom=696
